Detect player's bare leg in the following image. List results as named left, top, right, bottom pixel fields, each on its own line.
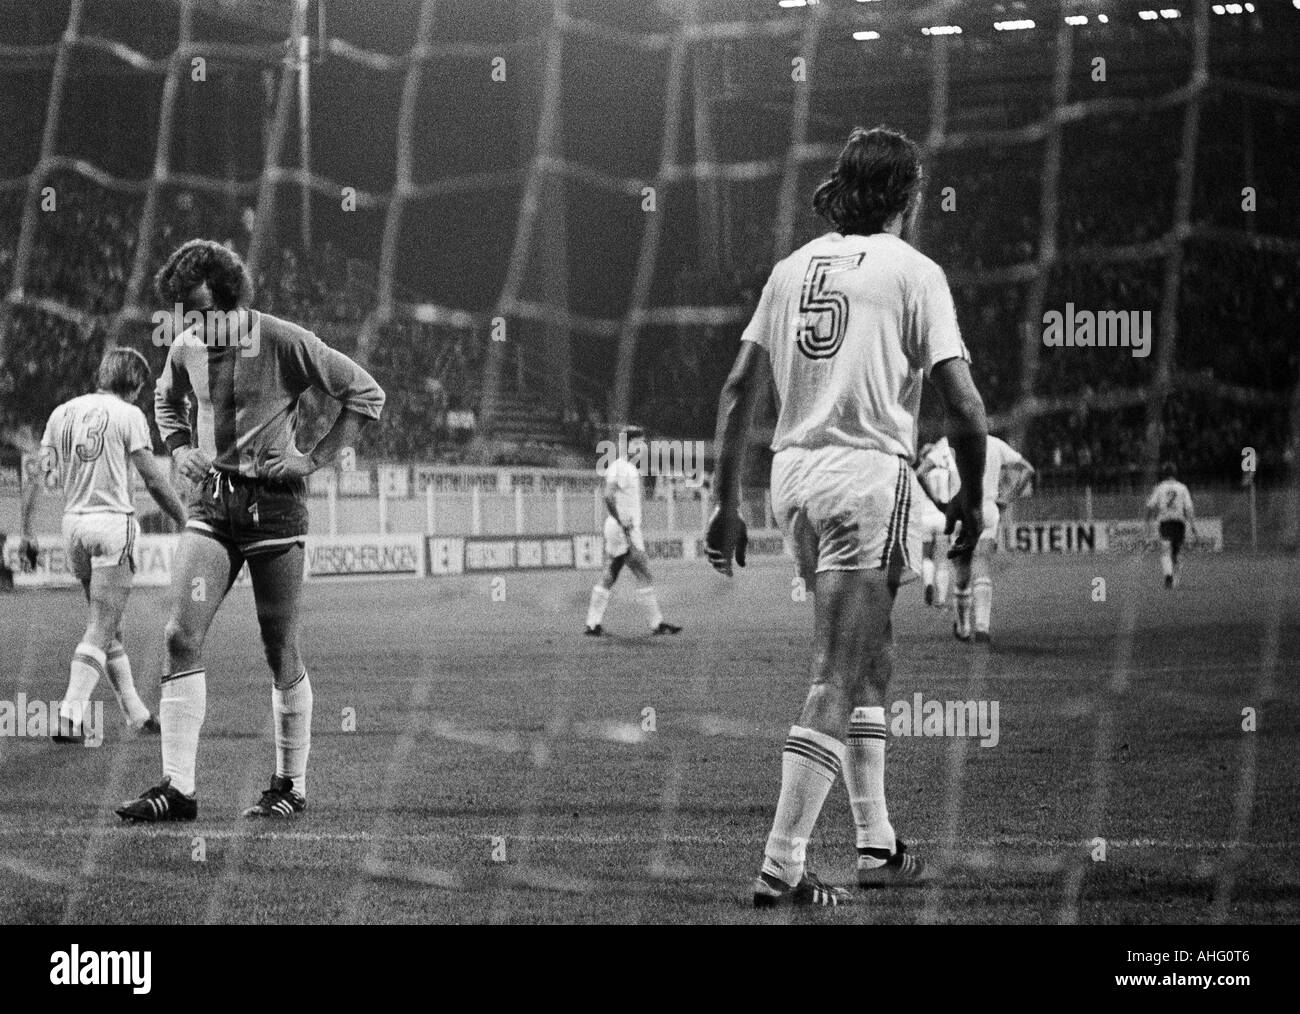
left=624, top=549, right=681, bottom=635
left=243, top=545, right=310, bottom=817
left=755, top=569, right=892, bottom=906
left=117, top=533, right=236, bottom=821
left=845, top=581, right=931, bottom=886
left=55, top=564, right=131, bottom=743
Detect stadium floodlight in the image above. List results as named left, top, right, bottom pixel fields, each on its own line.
left=921, top=24, right=962, bottom=35
left=852, top=30, right=881, bottom=40
left=1212, top=4, right=1225, bottom=12
left=777, top=0, right=809, bottom=8
left=1159, top=8, right=1181, bottom=18
left=1138, top=10, right=1159, bottom=20
left=993, top=19, right=1035, bottom=31
left=1098, top=13, right=1109, bottom=22
left=1065, top=15, right=1088, bottom=25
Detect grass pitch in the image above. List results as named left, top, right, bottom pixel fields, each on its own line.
left=1, top=550, right=1297, bottom=924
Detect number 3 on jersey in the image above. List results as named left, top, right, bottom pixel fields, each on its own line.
left=75, top=407, right=109, bottom=462
left=796, top=252, right=865, bottom=360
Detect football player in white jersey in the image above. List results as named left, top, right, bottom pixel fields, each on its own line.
left=707, top=126, right=989, bottom=907
left=584, top=426, right=682, bottom=636
left=918, top=433, right=1033, bottom=643
left=915, top=440, right=953, bottom=607
left=1145, top=462, right=1196, bottom=588
left=17, top=348, right=188, bottom=743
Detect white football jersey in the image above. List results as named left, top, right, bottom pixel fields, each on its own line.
left=742, top=231, right=968, bottom=458
left=923, top=435, right=1029, bottom=506
left=40, top=392, right=150, bottom=515
left=1147, top=479, right=1194, bottom=523
left=603, top=456, right=643, bottom=528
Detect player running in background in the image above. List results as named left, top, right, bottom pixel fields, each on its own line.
left=584, top=425, right=682, bottom=637
left=919, top=433, right=1033, bottom=644
left=915, top=440, right=952, bottom=607
left=116, top=239, right=384, bottom=823
left=707, top=126, right=988, bottom=907
left=1146, top=462, right=1196, bottom=588
left=18, top=348, right=188, bottom=743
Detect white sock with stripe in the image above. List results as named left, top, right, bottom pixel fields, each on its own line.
left=973, top=577, right=993, bottom=633
left=761, top=725, right=845, bottom=886
left=106, top=640, right=151, bottom=727
left=921, top=557, right=935, bottom=589
left=586, top=586, right=610, bottom=628
left=636, top=586, right=664, bottom=629
left=160, top=668, right=205, bottom=796
left=935, top=556, right=949, bottom=605
left=273, top=669, right=313, bottom=798
left=954, top=585, right=973, bottom=635
left=61, top=643, right=105, bottom=730
left=846, top=706, right=895, bottom=859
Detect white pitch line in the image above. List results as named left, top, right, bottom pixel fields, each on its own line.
left=0, top=826, right=1295, bottom=851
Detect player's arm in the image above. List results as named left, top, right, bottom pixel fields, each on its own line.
left=130, top=449, right=187, bottom=528
left=707, top=340, right=769, bottom=574
left=603, top=477, right=627, bottom=530
left=929, top=358, right=987, bottom=558
left=265, top=334, right=385, bottom=480
left=156, top=343, right=209, bottom=482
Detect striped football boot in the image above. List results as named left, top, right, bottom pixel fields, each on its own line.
left=753, top=870, right=852, bottom=908
left=115, top=776, right=197, bottom=823
left=242, top=775, right=307, bottom=818
left=857, top=838, right=931, bottom=888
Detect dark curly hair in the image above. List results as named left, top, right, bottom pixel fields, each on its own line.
left=812, top=126, right=924, bottom=236
left=153, top=238, right=253, bottom=311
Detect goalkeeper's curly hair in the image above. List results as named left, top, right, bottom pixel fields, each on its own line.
left=812, top=125, right=924, bottom=237
left=153, top=238, right=253, bottom=311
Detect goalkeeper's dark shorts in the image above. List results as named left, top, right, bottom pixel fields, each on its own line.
left=185, top=468, right=308, bottom=558
left=1158, top=520, right=1185, bottom=553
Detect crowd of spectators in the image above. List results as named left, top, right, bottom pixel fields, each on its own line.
left=3, top=90, right=1296, bottom=485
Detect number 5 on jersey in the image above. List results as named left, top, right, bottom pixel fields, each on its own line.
left=796, top=252, right=865, bottom=360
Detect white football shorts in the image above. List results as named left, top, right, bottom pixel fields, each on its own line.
left=62, top=511, right=137, bottom=580
left=771, top=446, right=925, bottom=586
left=604, top=515, right=646, bottom=559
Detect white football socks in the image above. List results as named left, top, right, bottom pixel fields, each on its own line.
left=846, top=706, right=895, bottom=856
left=273, top=669, right=313, bottom=797
left=586, top=585, right=610, bottom=628
left=61, top=643, right=105, bottom=730
left=921, top=557, right=936, bottom=590
left=761, top=725, right=845, bottom=886
left=106, top=639, right=152, bottom=727
left=636, top=586, right=663, bottom=629
left=160, top=668, right=206, bottom=796
left=954, top=586, right=973, bottom=635
left=973, top=576, right=993, bottom=634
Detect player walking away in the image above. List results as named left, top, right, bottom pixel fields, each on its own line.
left=1146, top=462, right=1196, bottom=588
left=919, top=434, right=1034, bottom=644
left=584, top=425, right=682, bottom=637
left=915, top=441, right=952, bottom=607
left=17, top=349, right=188, bottom=743
left=116, top=239, right=384, bottom=823
left=706, top=126, right=989, bottom=908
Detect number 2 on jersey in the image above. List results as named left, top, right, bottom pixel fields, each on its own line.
left=796, top=252, right=865, bottom=360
